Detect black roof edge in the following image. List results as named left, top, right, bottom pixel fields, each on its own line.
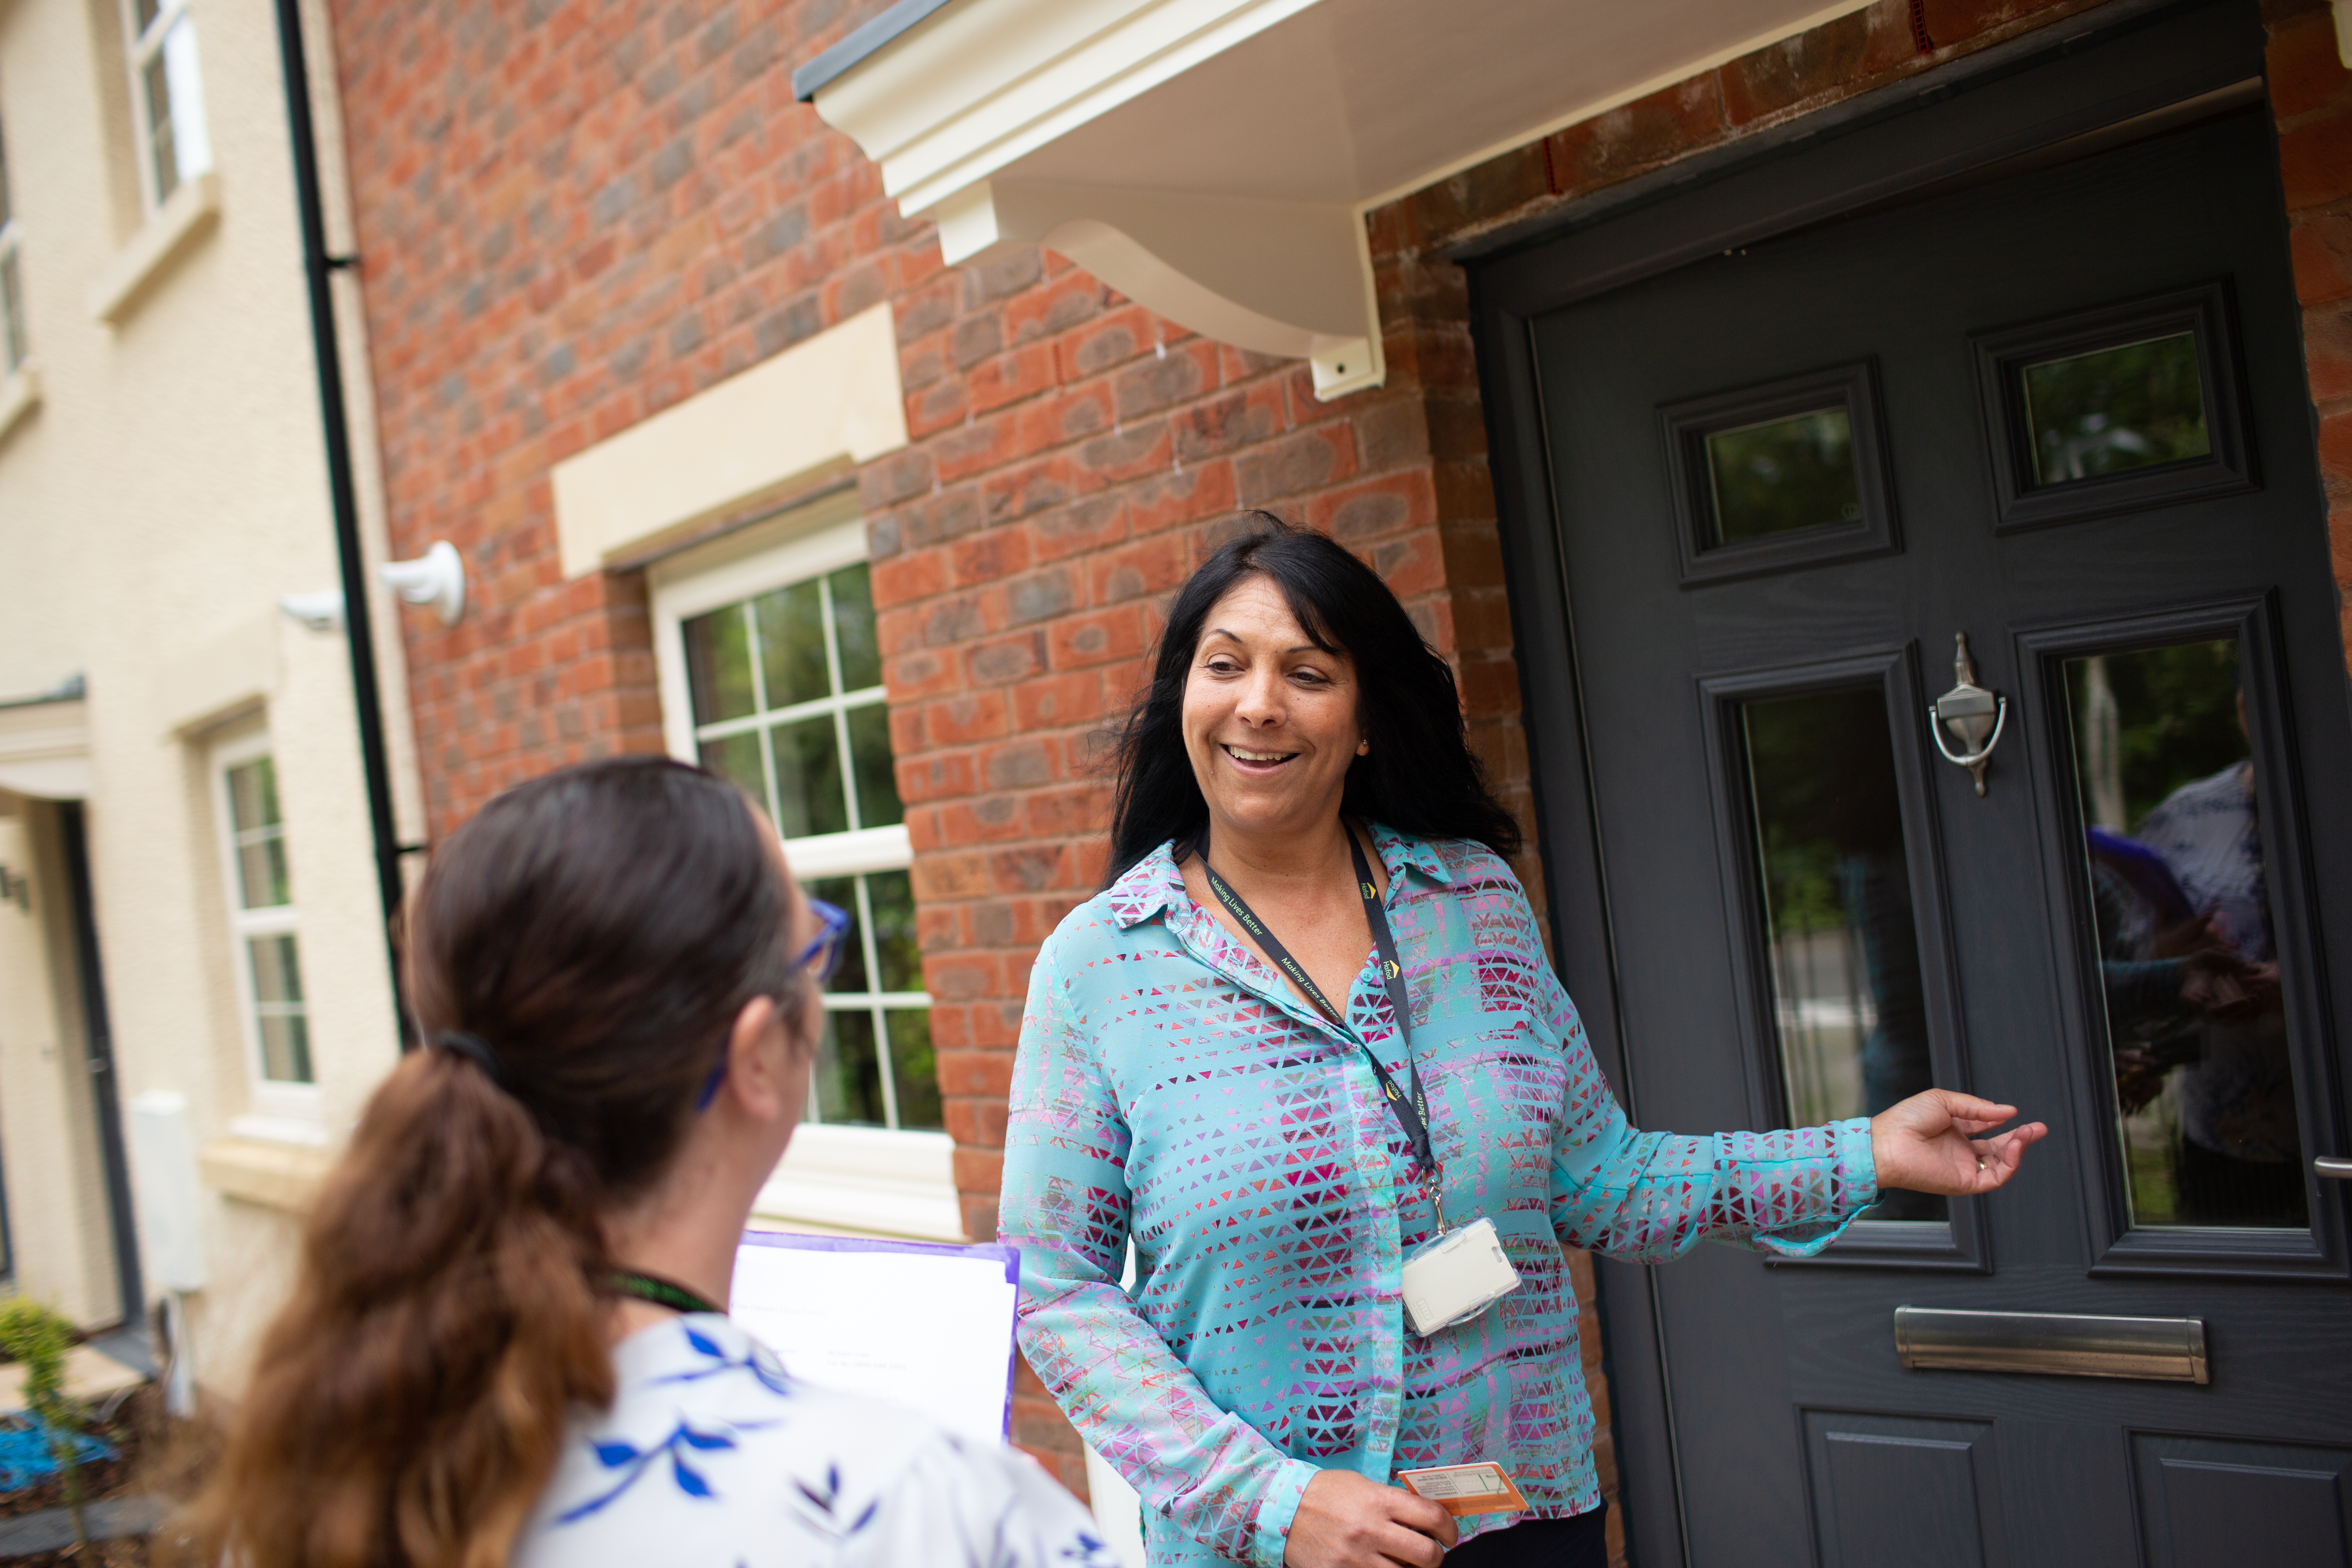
left=793, top=0, right=961, bottom=102
left=0, top=673, right=86, bottom=711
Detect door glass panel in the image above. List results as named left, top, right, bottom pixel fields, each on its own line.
left=2062, top=640, right=2307, bottom=1230
left=1705, top=406, right=1862, bottom=545
left=1740, top=686, right=1942, bottom=1222
left=2022, top=332, right=2210, bottom=486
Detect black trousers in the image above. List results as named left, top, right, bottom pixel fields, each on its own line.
left=1443, top=1506, right=1608, bottom=1566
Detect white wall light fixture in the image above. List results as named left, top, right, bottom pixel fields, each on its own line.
left=277, top=590, right=345, bottom=633
left=380, top=540, right=465, bottom=625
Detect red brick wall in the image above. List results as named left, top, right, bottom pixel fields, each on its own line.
left=2266, top=0, right=2352, bottom=667
left=334, top=0, right=2350, bottom=1536
left=335, top=0, right=917, bottom=832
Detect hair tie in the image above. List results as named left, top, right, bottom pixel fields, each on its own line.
left=433, top=1030, right=506, bottom=1086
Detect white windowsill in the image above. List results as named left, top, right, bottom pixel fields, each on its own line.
left=88, top=170, right=222, bottom=326
left=783, top=823, right=915, bottom=879
left=752, top=1123, right=965, bottom=1242
left=0, top=361, right=38, bottom=443
left=227, top=1113, right=331, bottom=1148
left=199, top=1135, right=333, bottom=1214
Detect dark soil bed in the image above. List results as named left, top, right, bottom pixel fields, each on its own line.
left=0, top=1387, right=207, bottom=1565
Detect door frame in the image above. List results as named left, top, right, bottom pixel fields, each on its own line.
left=1463, top=3, right=2290, bottom=1562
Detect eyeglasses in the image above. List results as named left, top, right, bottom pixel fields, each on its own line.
left=797, top=897, right=852, bottom=985
left=694, top=895, right=855, bottom=1112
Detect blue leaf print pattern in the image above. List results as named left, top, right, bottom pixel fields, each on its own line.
left=557, top=1419, right=766, bottom=1522
left=657, top=1322, right=794, bottom=1397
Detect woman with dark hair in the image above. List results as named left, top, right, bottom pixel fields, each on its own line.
left=183, top=757, right=1111, bottom=1568
left=999, top=516, right=2044, bottom=1568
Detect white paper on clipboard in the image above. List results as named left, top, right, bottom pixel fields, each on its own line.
left=729, top=1230, right=1022, bottom=1446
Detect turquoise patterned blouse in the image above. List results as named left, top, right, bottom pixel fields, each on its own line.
left=999, top=827, right=1878, bottom=1566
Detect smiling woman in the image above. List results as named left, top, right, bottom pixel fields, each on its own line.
left=998, top=516, right=2046, bottom=1568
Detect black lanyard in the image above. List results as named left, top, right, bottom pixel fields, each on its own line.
left=1197, top=829, right=1439, bottom=1180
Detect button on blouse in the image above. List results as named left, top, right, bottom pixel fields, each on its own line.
left=999, top=826, right=1878, bottom=1566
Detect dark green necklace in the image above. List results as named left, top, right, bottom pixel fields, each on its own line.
left=610, top=1269, right=722, bottom=1316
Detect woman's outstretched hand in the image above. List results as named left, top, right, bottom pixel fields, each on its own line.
left=1870, top=1089, right=2048, bottom=1196
left=1285, top=1469, right=1456, bottom=1568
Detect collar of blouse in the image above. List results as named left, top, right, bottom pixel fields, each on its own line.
left=1103, top=822, right=1456, bottom=1042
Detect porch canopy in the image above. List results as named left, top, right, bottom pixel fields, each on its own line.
left=797, top=0, right=1876, bottom=399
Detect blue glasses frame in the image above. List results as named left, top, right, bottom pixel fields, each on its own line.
left=695, top=896, right=855, bottom=1111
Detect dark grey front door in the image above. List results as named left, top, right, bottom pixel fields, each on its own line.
left=1474, top=4, right=2351, bottom=1564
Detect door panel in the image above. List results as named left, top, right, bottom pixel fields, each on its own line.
left=1494, top=20, right=2350, bottom=1566
left=1803, top=1412, right=2003, bottom=1568
left=2130, top=1435, right=2352, bottom=1567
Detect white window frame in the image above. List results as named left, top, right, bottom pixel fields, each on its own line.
left=208, top=727, right=321, bottom=1129
left=650, top=503, right=961, bottom=1240
left=0, top=97, right=25, bottom=376
left=119, top=0, right=212, bottom=213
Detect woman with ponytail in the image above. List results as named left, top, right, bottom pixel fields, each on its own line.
left=184, top=757, right=1111, bottom=1568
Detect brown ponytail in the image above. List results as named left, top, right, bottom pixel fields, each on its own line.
left=181, top=758, right=800, bottom=1568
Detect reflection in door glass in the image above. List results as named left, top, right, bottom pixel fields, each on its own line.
left=2023, top=332, right=2210, bottom=486
left=1704, top=406, right=1862, bottom=545
left=2063, top=641, right=2307, bottom=1230
left=1741, top=687, right=1942, bottom=1222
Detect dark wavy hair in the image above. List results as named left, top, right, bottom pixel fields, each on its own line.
left=1105, top=514, right=1521, bottom=884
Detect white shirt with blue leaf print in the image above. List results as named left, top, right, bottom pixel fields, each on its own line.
left=514, top=1313, right=1118, bottom=1567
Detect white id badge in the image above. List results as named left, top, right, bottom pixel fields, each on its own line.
left=1400, top=1216, right=1521, bottom=1336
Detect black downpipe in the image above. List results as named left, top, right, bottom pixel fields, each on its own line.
left=270, top=0, right=408, bottom=1034
left=57, top=802, right=143, bottom=1328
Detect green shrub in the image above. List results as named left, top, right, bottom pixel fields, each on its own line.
left=0, top=1296, right=88, bottom=1543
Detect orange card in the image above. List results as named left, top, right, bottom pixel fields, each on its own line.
left=1395, top=1462, right=1530, bottom=1518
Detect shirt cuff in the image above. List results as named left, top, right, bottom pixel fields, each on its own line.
left=1838, top=1114, right=1881, bottom=1212
left=1749, top=1116, right=1879, bottom=1259
left=1250, top=1458, right=1323, bottom=1568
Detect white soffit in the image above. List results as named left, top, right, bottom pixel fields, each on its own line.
left=0, top=698, right=92, bottom=801
left=551, top=303, right=909, bottom=580
left=802, top=0, right=1874, bottom=400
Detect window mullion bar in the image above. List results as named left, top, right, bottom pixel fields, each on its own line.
left=739, top=601, right=783, bottom=827
left=854, top=877, right=900, bottom=1130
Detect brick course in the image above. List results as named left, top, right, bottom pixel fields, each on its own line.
left=335, top=0, right=2350, bottom=1534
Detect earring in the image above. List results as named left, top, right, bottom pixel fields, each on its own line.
left=1356, top=741, right=1370, bottom=755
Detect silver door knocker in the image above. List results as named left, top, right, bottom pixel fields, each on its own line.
left=1929, top=633, right=2007, bottom=797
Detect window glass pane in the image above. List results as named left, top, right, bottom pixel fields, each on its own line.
left=236, top=836, right=290, bottom=911
left=249, top=934, right=312, bottom=1083
left=227, top=758, right=291, bottom=909
left=865, top=871, right=920, bottom=993
left=134, top=0, right=162, bottom=35
left=159, top=17, right=210, bottom=181
left=845, top=702, right=902, bottom=830
left=1742, top=686, right=1941, bottom=1222
left=1, top=249, right=24, bottom=374
left=1704, top=406, right=1861, bottom=546
left=249, top=932, right=304, bottom=1005
left=697, top=731, right=767, bottom=813
left=2064, top=641, right=2306, bottom=1230
left=141, top=53, right=177, bottom=201
left=227, top=755, right=281, bottom=831
left=882, top=1009, right=941, bottom=1130
left=813, top=1008, right=885, bottom=1127
left=684, top=605, right=756, bottom=724
left=756, top=579, right=830, bottom=709
left=256, top=1012, right=312, bottom=1084
left=2024, top=332, right=2210, bottom=486
left=770, top=716, right=846, bottom=839
left=803, top=876, right=869, bottom=994
left=830, top=564, right=882, bottom=691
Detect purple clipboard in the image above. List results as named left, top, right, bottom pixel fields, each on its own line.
left=733, top=1229, right=1023, bottom=1441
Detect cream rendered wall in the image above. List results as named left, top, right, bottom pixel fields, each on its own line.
left=0, top=0, right=421, bottom=1399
